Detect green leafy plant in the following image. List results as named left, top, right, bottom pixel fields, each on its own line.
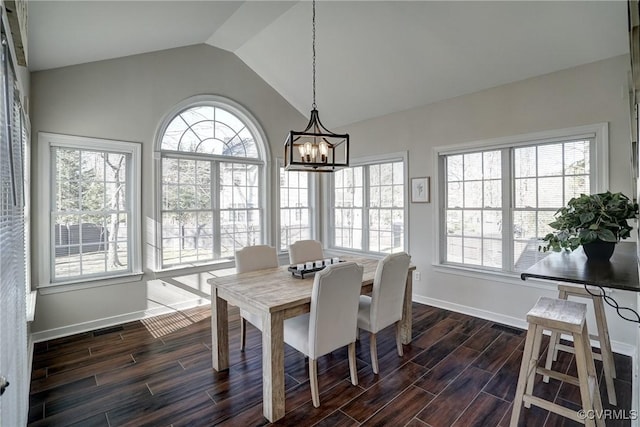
left=540, top=191, right=638, bottom=252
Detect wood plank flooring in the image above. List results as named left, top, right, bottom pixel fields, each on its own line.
left=28, top=303, right=634, bottom=426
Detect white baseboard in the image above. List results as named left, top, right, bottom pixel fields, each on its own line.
left=30, top=298, right=210, bottom=343
left=413, top=295, right=637, bottom=357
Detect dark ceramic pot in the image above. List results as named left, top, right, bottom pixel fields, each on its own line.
left=582, top=241, right=616, bottom=261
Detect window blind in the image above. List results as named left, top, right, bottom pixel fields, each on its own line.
left=0, top=29, right=28, bottom=426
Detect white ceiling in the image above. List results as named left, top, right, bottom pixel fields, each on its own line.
left=28, top=1, right=630, bottom=127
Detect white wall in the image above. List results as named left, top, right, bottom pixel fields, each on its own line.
left=29, top=44, right=306, bottom=335
left=339, top=54, right=638, bottom=353
left=29, top=47, right=639, bottom=355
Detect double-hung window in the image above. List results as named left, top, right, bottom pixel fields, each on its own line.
left=39, top=133, right=142, bottom=285
left=278, top=166, right=313, bottom=251
left=330, top=155, right=407, bottom=254
left=157, top=97, right=268, bottom=268
left=438, top=124, right=607, bottom=273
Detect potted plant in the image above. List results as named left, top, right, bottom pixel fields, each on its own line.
left=540, top=191, right=638, bottom=261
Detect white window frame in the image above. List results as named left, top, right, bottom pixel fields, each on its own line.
left=276, top=159, right=319, bottom=254
left=153, top=95, right=271, bottom=271
left=37, top=132, right=143, bottom=290
left=326, top=151, right=409, bottom=255
left=433, top=123, right=609, bottom=277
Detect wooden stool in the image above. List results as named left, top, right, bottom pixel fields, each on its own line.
left=510, top=297, right=604, bottom=427
left=544, top=285, right=616, bottom=406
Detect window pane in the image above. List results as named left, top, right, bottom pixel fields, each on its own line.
left=483, top=211, right=501, bottom=237
left=159, top=102, right=267, bottom=268
left=464, top=153, right=483, bottom=180
left=538, top=177, right=563, bottom=208
left=279, top=168, right=312, bottom=251
left=161, top=106, right=259, bottom=158
left=447, top=155, right=463, bottom=182
left=537, top=144, right=563, bottom=176
left=463, top=210, right=481, bottom=237
left=464, top=181, right=482, bottom=208
left=514, top=146, right=536, bottom=178
left=484, top=180, right=501, bottom=208
left=443, top=137, right=593, bottom=273
left=565, top=175, right=589, bottom=203
left=483, top=151, right=501, bottom=179
left=514, top=178, right=536, bottom=208
left=447, top=237, right=463, bottom=263
left=446, top=210, right=462, bottom=235
left=511, top=139, right=591, bottom=271
left=52, top=146, right=133, bottom=282
left=463, top=238, right=482, bottom=265
left=448, top=182, right=463, bottom=208
left=443, top=149, right=501, bottom=268
left=483, top=239, right=502, bottom=268
left=564, top=140, right=589, bottom=175
left=333, top=167, right=364, bottom=251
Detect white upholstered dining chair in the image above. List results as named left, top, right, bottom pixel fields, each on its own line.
left=357, top=252, right=411, bottom=374
left=234, top=245, right=279, bottom=351
left=288, top=239, right=324, bottom=264
left=283, top=261, right=364, bottom=407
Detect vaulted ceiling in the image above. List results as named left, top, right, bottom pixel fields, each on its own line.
left=28, top=1, right=629, bottom=127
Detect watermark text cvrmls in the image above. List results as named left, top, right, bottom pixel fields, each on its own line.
left=577, top=409, right=638, bottom=421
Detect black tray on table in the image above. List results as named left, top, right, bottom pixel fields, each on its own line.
left=287, top=260, right=344, bottom=279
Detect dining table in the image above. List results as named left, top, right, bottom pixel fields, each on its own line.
left=208, top=255, right=416, bottom=422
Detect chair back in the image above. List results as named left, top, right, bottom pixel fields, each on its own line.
left=235, top=245, right=278, bottom=273
left=308, top=262, right=364, bottom=358
left=369, top=252, right=411, bottom=332
left=289, top=240, right=324, bottom=264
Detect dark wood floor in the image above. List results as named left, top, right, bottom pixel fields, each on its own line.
left=28, top=303, right=633, bottom=427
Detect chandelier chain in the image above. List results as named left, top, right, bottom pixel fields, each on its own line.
left=312, top=0, right=317, bottom=109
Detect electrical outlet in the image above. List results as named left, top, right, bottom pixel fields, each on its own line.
left=414, top=271, right=421, bottom=281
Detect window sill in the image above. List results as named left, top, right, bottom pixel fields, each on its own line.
left=432, top=263, right=560, bottom=291
left=150, top=260, right=235, bottom=278
left=37, top=272, right=144, bottom=295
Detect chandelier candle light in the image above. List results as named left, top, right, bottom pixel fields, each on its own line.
left=284, top=0, right=349, bottom=172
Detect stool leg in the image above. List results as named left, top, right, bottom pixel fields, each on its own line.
left=581, top=323, right=605, bottom=427
left=525, top=325, right=544, bottom=402
left=574, top=325, right=604, bottom=427
left=543, top=330, right=559, bottom=383
left=592, top=294, right=617, bottom=405
left=544, top=289, right=567, bottom=383
left=554, top=289, right=568, bottom=362
left=510, top=323, right=538, bottom=427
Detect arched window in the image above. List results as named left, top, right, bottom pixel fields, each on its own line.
left=157, top=96, right=269, bottom=268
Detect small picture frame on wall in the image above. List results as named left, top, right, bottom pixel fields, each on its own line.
left=411, top=177, right=430, bottom=203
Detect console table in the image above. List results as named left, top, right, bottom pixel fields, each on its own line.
left=521, top=242, right=640, bottom=322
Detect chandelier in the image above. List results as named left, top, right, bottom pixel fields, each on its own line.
left=284, top=0, right=349, bottom=172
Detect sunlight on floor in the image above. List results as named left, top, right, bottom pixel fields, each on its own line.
left=141, top=306, right=211, bottom=338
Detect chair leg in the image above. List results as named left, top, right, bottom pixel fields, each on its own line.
left=240, top=318, right=246, bottom=352
left=309, top=358, right=320, bottom=408
left=370, top=333, right=379, bottom=374
left=395, top=321, right=403, bottom=357
left=348, top=342, right=358, bottom=386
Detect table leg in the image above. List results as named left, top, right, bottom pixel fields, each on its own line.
left=210, top=286, right=229, bottom=371
left=400, top=272, right=413, bottom=345
left=262, top=310, right=285, bottom=422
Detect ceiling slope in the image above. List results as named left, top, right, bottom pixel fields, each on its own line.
left=28, top=1, right=629, bottom=127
